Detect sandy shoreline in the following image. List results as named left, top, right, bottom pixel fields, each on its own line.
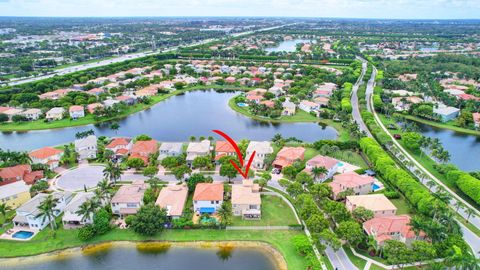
left=0, top=240, right=287, bottom=270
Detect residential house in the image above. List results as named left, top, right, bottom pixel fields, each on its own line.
left=314, top=97, right=330, bottom=107
left=246, top=88, right=266, bottom=97
left=86, top=88, right=105, bottom=96
left=0, top=181, right=31, bottom=209
left=155, top=184, right=188, bottom=219
left=39, top=89, right=70, bottom=100
left=232, top=180, right=261, bottom=220
left=346, top=194, right=397, bottom=217
left=268, top=86, right=283, bottom=97
left=329, top=172, right=375, bottom=200
left=87, top=103, right=104, bottom=114
left=363, top=215, right=425, bottom=246
left=398, top=73, right=417, bottom=82
left=62, top=192, right=95, bottom=229
left=186, top=140, right=211, bottom=166
left=103, top=99, right=120, bottom=108
left=434, top=104, right=460, bottom=122
left=69, top=105, right=85, bottom=119
left=111, top=180, right=147, bottom=217
left=21, top=108, right=42, bottom=120
left=246, top=95, right=262, bottom=104
left=115, top=95, right=136, bottom=105
left=105, top=137, right=132, bottom=157
left=473, top=112, right=480, bottom=128
left=299, top=100, right=320, bottom=113
left=129, top=139, right=158, bottom=165
left=45, top=107, right=65, bottom=121
left=29, top=147, right=64, bottom=170
left=74, top=135, right=98, bottom=160
left=158, top=142, right=183, bottom=160
left=193, top=183, right=224, bottom=214
left=13, top=191, right=73, bottom=231
left=4, top=108, right=24, bottom=121
left=282, top=101, right=296, bottom=116
left=391, top=96, right=423, bottom=111
left=260, top=100, right=275, bottom=108
left=215, top=141, right=236, bottom=162
left=273, top=147, right=305, bottom=170
left=0, top=165, right=43, bottom=186
left=303, top=155, right=338, bottom=182
left=246, top=141, right=274, bottom=169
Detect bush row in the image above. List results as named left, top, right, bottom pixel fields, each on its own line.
left=447, top=170, right=480, bottom=204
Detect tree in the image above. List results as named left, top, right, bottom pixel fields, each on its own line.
left=219, top=161, right=238, bottom=182
left=295, top=171, right=314, bottom=187
left=126, top=157, right=145, bottom=169
left=35, top=195, right=59, bottom=230
left=366, top=235, right=381, bottom=256
left=0, top=203, right=12, bottom=224
left=192, top=156, right=211, bottom=170
left=318, top=229, right=341, bottom=251
left=143, top=166, right=159, bottom=177
left=305, top=214, right=329, bottom=233
left=336, top=220, right=364, bottom=247
left=128, top=204, right=167, bottom=236
left=402, top=132, right=423, bottom=152
left=76, top=199, right=100, bottom=223
left=217, top=202, right=232, bottom=227
left=161, top=156, right=183, bottom=169
left=103, top=161, right=122, bottom=184
left=282, top=165, right=297, bottom=179
left=311, top=166, right=328, bottom=180
left=465, top=207, right=476, bottom=223
left=186, top=173, right=211, bottom=191
left=93, top=208, right=112, bottom=235
left=411, top=241, right=436, bottom=261
left=95, top=179, right=112, bottom=203
left=383, top=240, right=412, bottom=268
left=352, top=207, right=374, bottom=223
left=286, top=181, right=303, bottom=198
left=172, top=164, right=191, bottom=181
left=291, top=235, right=313, bottom=256
left=135, top=134, right=152, bottom=141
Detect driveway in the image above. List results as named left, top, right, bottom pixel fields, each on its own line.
left=54, top=165, right=105, bottom=192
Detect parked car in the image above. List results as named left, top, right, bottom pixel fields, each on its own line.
left=393, top=134, right=402, bottom=140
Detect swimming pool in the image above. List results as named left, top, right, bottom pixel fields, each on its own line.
left=12, top=230, right=34, bottom=239
left=337, top=162, right=344, bottom=167
left=237, top=102, right=249, bottom=107
left=372, top=182, right=384, bottom=191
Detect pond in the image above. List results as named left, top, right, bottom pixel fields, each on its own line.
left=265, top=39, right=314, bottom=53
left=415, top=122, right=480, bottom=171
left=2, top=245, right=278, bottom=270
left=0, top=90, right=338, bottom=151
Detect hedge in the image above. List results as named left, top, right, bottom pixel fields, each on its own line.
left=447, top=170, right=480, bottom=204
left=360, top=137, right=443, bottom=216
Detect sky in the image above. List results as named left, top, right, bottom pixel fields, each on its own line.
left=0, top=0, right=479, bottom=19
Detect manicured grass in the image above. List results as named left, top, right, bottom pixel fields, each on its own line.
left=231, top=195, right=299, bottom=226
left=319, top=119, right=351, bottom=142
left=390, top=198, right=412, bottom=215
left=343, top=246, right=368, bottom=269
left=0, top=227, right=310, bottom=269
left=228, top=96, right=319, bottom=123
left=402, top=114, right=480, bottom=136
left=303, top=146, right=367, bottom=168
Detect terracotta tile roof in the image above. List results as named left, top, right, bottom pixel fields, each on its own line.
left=347, top=194, right=397, bottom=212
left=155, top=184, right=188, bottom=217
left=273, top=147, right=305, bottom=168
left=106, top=138, right=131, bottom=149
left=29, top=147, right=63, bottom=160
left=111, top=181, right=146, bottom=204
left=333, top=172, right=375, bottom=188
left=215, top=141, right=236, bottom=154
left=131, top=140, right=158, bottom=157
left=306, top=155, right=337, bottom=169
left=69, top=105, right=84, bottom=112
left=363, top=215, right=424, bottom=244
left=0, top=164, right=43, bottom=186
left=193, top=183, right=224, bottom=201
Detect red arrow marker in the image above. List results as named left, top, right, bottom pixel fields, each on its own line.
left=212, top=129, right=256, bottom=179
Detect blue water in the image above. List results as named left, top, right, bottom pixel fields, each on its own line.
left=265, top=39, right=314, bottom=53
left=337, top=162, right=344, bottom=167
left=372, top=183, right=381, bottom=191
left=237, top=102, right=248, bottom=107
left=12, top=231, right=34, bottom=239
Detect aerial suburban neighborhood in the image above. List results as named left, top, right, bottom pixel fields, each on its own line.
left=0, top=3, right=479, bottom=270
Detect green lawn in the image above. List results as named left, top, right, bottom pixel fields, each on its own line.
left=402, top=114, right=480, bottom=136
left=0, top=227, right=310, bottom=269
left=343, top=246, right=368, bottom=269
left=303, top=147, right=367, bottom=168
left=231, top=195, right=299, bottom=226
left=390, top=198, right=412, bottom=215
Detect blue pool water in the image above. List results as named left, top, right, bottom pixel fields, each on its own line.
left=237, top=102, right=248, bottom=107
left=12, top=231, right=34, bottom=239
left=372, top=183, right=381, bottom=191
left=337, top=162, right=344, bottom=167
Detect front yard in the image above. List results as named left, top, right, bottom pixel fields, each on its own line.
left=231, top=195, right=299, bottom=226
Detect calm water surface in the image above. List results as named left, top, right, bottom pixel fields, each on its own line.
left=265, top=39, right=314, bottom=53
left=416, top=122, right=480, bottom=171
left=3, top=246, right=277, bottom=270
left=0, top=90, right=337, bottom=151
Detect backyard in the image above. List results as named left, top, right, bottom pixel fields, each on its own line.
left=231, top=195, right=299, bottom=226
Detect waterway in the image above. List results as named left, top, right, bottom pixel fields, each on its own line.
left=0, top=90, right=337, bottom=151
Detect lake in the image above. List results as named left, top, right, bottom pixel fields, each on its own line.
left=0, top=90, right=338, bottom=151
left=265, top=39, right=314, bottom=53
left=416, top=122, right=480, bottom=171
left=2, top=245, right=278, bottom=270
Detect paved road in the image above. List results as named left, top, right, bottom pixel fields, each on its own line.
left=364, top=64, right=480, bottom=257
left=3, top=24, right=293, bottom=87
left=351, top=58, right=372, bottom=138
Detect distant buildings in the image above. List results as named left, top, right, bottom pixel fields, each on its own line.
left=46, top=107, right=65, bottom=121
left=74, top=135, right=98, bottom=160
left=434, top=104, right=460, bottom=122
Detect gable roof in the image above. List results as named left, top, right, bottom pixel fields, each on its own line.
left=29, top=147, right=63, bottom=160
left=106, top=138, right=131, bottom=149
left=215, top=141, right=236, bottom=153
left=193, top=183, right=224, bottom=201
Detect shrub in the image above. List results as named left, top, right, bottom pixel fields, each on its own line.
left=384, top=190, right=400, bottom=199
left=77, top=225, right=96, bottom=241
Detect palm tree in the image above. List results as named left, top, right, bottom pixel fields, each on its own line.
left=0, top=203, right=12, bottom=224
left=36, top=195, right=59, bottom=230
left=95, top=179, right=112, bottom=203
left=76, top=199, right=100, bottom=223
left=426, top=180, right=436, bottom=191
left=454, top=201, right=465, bottom=213
left=148, top=177, right=161, bottom=192
left=366, top=235, right=380, bottom=257
left=311, top=166, right=328, bottom=181
left=465, top=208, right=476, bottom=224
left=103, top=161, right=122, bottom=185
left=217, top=202, right=232, bottom=227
